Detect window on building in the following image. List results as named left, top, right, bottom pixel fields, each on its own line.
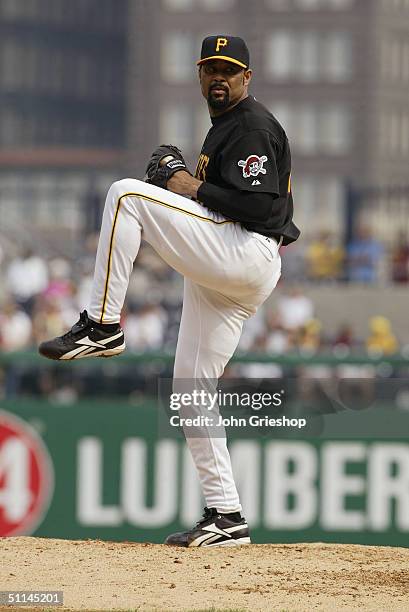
left=49, top=51, right=65, bottom=95
left=321, top=106, right=351, bottom=153
left=160, top=105, right=193, bottom=153
left=402, top=42, right=409, bottom=82
left=390, top=40, right=401, bottom=81
left=388, top=112, right=400, bottom=155
left=292, top=176, right=316, bottom=236
left=267, top=0, right=354, bottom=8
left=325, top=0, right=354, bottom=8
left=76, top=55, right=95, bottom=97
left=378, top=112, right=388, bottom=154
left=46, top=0, right=65, bottom=24
left=270, top=103, right=296, bottom=148
left=20, top=43, right=38, bottom=91
left=380, top=38, right=409, bottom=83
left=24, top=0, right=43, bottom=19
left=195, top=107, right=211, bottom=151
left=401, top=113, right=409, bottom=156
left=163, top=0, right=234, bottom=9
left=162, top=0, right=194, bottom=9
left=200, top=0, right=235, bottom=10
left=293, top=175, right=344, bottom=237
left=265, top=0, right=288, bottom=8
left=0, top=174, right=26, bottom=225
left=0, top=40, right=22, bottom=90
left=266, top=30, right=293, bottom=79
left=322, top=32, right=352, bottom=81
left=296, top=106, right=319, bottom=153
left=161, top=33, right=196, bottom=83
left=0, top=0, right=24, bottom=18
left=270, top=103, right=292, bottom=133
left=266, top=30, right=352, bottom=81
left=0, top=0, right=51, bottom=20
left=380, top=40, right=388, bottom=79
left=270, top=102, right=352, bottom=154
left=298, top=33, right=320, bottom=81
left=321, top=177, right=344, bottom=228
left=296, top=0, right=321, bottom=10
left=0, top=109, right=18, bottom=145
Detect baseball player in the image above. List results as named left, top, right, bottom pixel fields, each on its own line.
left=39, top=36, right=300, bottom=547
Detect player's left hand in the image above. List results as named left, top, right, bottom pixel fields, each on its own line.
left=145, top=144, right=190, bottom=190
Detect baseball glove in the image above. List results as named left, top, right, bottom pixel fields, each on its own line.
left=145, top=144, right=190, bottom=189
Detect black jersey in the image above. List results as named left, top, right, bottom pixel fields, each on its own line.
left=195, top=95, right=300, bottom=245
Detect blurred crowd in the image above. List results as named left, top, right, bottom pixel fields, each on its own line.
left=284, top=228, right=409, bottom=284
left=237, top=287, right=400, bottom=359
left=0, top=231, right=407, bottom=358
left=0, top=238, right=182, bottom=355
left=1, top=233, right=408, bottom=402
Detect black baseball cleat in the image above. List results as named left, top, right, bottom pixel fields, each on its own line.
left=164, top=507, right=251, bottom=547
left=38, top=310, right=125, bottom=360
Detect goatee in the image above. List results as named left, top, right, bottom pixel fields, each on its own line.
left=208, top=91, right=230, bottom=111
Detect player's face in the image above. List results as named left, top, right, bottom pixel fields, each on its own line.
left=199, top=60, right=252, bottom=113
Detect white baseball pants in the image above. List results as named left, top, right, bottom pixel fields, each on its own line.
left=88, top=179, right=281, bottom=513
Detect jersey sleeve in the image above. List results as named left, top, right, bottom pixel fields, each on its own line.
left=220, top=129, right=280, bottom=195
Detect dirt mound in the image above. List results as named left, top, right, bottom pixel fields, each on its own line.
left=1, top=537, right=409, bottom=611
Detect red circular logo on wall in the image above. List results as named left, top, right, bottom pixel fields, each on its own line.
left=0, top=410, right=54, bottom=536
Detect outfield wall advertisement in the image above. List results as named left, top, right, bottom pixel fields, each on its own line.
left=0, top=399, right=408, bottom=546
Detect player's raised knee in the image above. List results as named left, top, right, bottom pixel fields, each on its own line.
left=104, top=179, right=144, bottom=206
left=108, top=178, right=143, bottom=195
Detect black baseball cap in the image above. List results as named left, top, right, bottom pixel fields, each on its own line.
left=197, top=35, right=250, bottom=69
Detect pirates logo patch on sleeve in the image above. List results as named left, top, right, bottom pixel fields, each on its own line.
left=238, top=154, right=267, bottom=179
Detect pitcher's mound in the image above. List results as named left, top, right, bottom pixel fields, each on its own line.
left=1, top=537, right=408, bottom=611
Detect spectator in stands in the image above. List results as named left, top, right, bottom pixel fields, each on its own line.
left=334, top=323, right=374, bottom=380
left=366, top=316, right=398, bottom=356
left=297, top=319, right=333, bottom=380
left=297, top=319, right=323, bottom=355
left=306, top=230, right=345, bottom=282
left=0, top=300, right=32, bottom=351
left=31, top=295, right=68, bottom=347
left=332, top=323, right=358, bottom=353
left=75, top=234, right=100, bottom=311
left=43, top=257, right=73, bottom=301
left=122, top=302, right=168, bottom=351
left=6, top=248, right=48, bottom=314
left=75, top=267, right=94, bottom=314
left=391, top=232, right=409, bottom=283
left=239, top=333, right=284, bottom=378
left=347, top=226, right=383, bottom=283
left=277, top=287, right=314, bottom=331
left=265, top=312, right=291, bottom=354
left=238, top=305, right=267, bottom=352
left=41, top=257, right=79, bottom=330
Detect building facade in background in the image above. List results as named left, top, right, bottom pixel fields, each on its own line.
left=128, top=0, right=409, bottom=240
left=1, top=0, right=409, bottom=248
left=0, top=0, right=128, bottom=251
left=0, top=0, right=126, bottom=149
